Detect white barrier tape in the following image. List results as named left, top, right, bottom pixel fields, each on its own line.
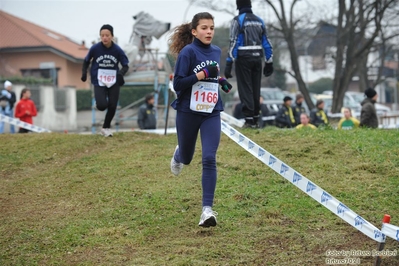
left=220, top=120, right=385, bottom=243
left=381, top=223, right=399, bottom=241
left=0, top=114, right=51, bottom=133
left=263, top=115, right=275, bottom=121
left=221, top=111, right=244, bottom=128
left=220, top=115, right=275, bottom=127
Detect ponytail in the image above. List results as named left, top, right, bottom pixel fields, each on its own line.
left=168, top=23, right=193, bottom=57
left=168, top=12, right=214, bottom=57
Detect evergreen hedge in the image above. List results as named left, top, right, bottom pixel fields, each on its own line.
left=75, top=85, right=165, bottom=111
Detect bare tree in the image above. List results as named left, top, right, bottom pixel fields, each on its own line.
left=262, top=0, right=316, bottom=109
left=331, top=0, right=397, bottom=113
left=358, top=3, right=399, bottom=92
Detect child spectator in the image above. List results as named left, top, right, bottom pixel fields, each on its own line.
left=296, top=113, right=316, bottom=129
left=14, top=88, right=37, bottom=133
left=275, top=96, right=295, bottom=128
left=338, top=107, right=360, bottom=130
left=310, top=99, right=329, bottom=127
left=0, top=80, right=17, bottom=134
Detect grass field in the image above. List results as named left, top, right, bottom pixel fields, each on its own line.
left=1, top=126, right=398, bottom=265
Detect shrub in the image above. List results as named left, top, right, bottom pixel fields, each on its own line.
left=75, top=85, right=165, bottom=111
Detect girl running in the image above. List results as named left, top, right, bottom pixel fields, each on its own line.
left=81, top=24, right=129, bottom=137
left=168, top=12, right=232, bottom=227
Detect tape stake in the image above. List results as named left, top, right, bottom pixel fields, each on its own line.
left=220, top=120, right=385, bottom=243
left=383, top=214, right=391, bottom=224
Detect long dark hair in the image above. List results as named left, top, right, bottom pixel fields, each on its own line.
left=168, top=12, right=214, bottom=57
left=20, top=88, right=29, bottom=100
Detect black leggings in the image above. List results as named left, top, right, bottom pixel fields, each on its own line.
left=94, top=84, right=120, bottom=128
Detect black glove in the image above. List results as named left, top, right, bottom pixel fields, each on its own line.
left=219, top=78, right=232, bottom=93
left=117, top=73, right=125, bottom=86
left=224, top=61, right=233, bottom=79
left=119, top=65, right=129, bottom=76
left=81, top=73, right=87, bottom=82
left=263, top=63, right=274, bottom=77
left=202, top=63, right=218, bottom=79
left=81, top=60, right=90, bottom=82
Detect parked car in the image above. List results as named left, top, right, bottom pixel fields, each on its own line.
left=321, top=90, right=361, bottom=114
left=314, top=94, right=361, bottom=118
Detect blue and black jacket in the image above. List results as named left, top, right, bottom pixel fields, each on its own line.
left=227, top=8, right=273, bottom=63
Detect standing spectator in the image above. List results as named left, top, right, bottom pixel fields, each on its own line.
left=138, top=93, right=157, bottom=129
left=224, top=0, right=273, bottom=128
left=360, top=88, right=378, bottom=128
left=168, top=12, right=232, bottom=227
left=14, top=88, right=37, bottom=133
left=310, top=99, right=329, bottom=127
left=81, top=24, right=129, bottom=137
left=338, top=107, right=360, bottom=130
left=296, top=113, right=316, bottom=129
left=0, top=80, right=16, bottom=134
left=275, top=96, right=295, bottom=128
left=293, top=93, right=306, bottom=126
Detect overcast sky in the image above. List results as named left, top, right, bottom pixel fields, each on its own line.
left=0, top=0, right=237, bottom=54
left=1, top=0, right=336, bottom=55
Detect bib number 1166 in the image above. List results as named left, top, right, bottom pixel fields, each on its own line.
left=193, top=91, right=218, bottom=104
left=190, top=81, right=218, bottom=113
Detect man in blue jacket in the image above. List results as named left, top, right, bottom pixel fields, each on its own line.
left=224, top=0, right=273, bottom=128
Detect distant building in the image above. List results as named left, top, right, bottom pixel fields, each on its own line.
left=0, top=10, right=89, bottom=89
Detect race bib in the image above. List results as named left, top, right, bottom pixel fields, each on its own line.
left=190, top=82, right=219, bottom=113
left=97, top=69, right=117, bottom=88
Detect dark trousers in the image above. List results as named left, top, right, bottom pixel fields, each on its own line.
left=18, top=128, right=30, bottom=133
left=94, top=84, right=120, bottom=128
left=235, top=57, right=262, bottom=122
left=174, top=111, right=221, bottom=207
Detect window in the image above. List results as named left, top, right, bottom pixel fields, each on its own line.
left=20, top=68, right=60, bottom=86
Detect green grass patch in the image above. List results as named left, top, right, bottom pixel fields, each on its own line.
left=1, top=128, right=399, bottom=265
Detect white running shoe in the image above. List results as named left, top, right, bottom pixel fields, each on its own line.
left=100, top=128, right=113, bottom=137
left=170, top=145, right=183, bottom=176
left=198, top=206, right=218, bottom=227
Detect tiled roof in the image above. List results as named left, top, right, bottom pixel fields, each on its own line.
left=0, top=10, right=88, bottom=61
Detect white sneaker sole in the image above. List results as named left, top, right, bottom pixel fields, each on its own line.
left=199, top=216, right=217, bottom=227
